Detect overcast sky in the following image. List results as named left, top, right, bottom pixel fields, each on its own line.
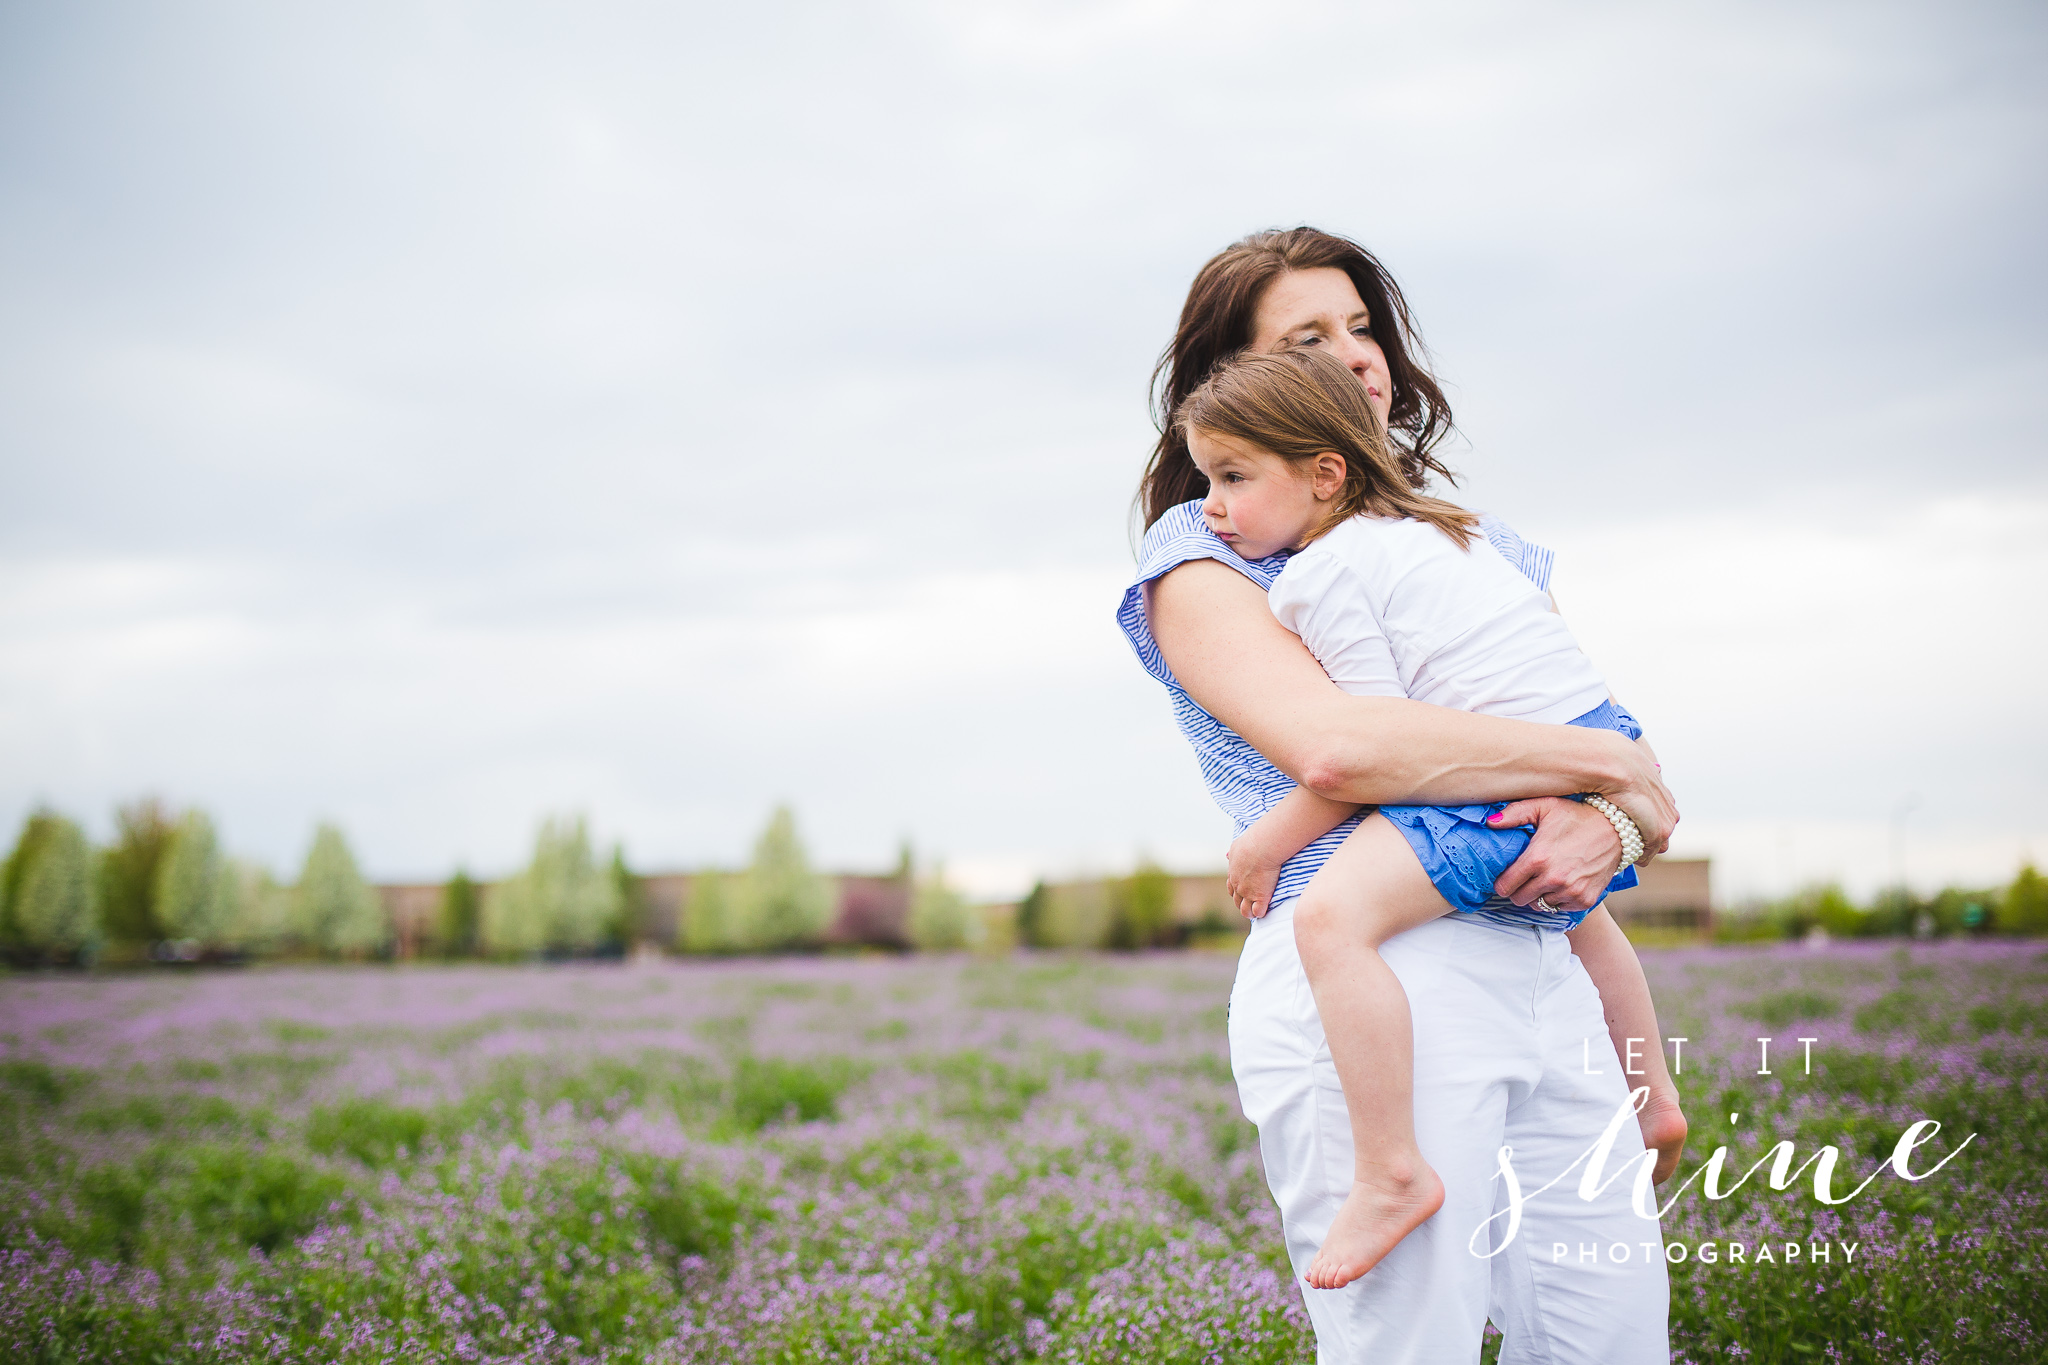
left=3, top=0, right=2043, bottom=902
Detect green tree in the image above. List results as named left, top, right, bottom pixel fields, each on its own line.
left=2000, top=863, right=2048, bottom=935
left=1931, top=885, right=1998, bottom=934
left=733, top=806, right=831, bottom=951
left=1811, top=883, right=1868, bottom=938
left=1108, top=862, right=1176, bottom=950
left=607, top=846, right=646, bottom=949
left=1754, top=881, right=1872, bottom=940
left=484, top=815, right=618, bottom=956
left=1015, top=880, right=1052, bottom=949
left=9, top=813, right=99, bottom=959
left=294, top=823, right=385, bottom=955
left=157, top=810, right=237, bottom=945
left=909, top=870, right=975, bottom=951
left=3, top=810, right=61, bottom=951
left=226, top=860, right=291, bottom=952
left=96, top=798, right=175, bottom=945
left=679, top=869, right=737, bottom=953
left=439, top=869, right=481, bottom=958
left=1861, top=885, right=1916, bottom=937
left=1031, top=880, right=1111, bottom=948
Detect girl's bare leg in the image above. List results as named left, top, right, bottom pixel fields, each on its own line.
left=1290, top=812, right=1457, bottom=1290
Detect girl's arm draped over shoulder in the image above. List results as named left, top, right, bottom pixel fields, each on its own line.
left=1144, top=558, right=1678, bottom=836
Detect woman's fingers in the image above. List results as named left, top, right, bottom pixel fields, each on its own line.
left=1491, top=856, right=1552, bottom=908
left=1487, top=799, right=1548, bottom=831
left=1494, top=798, right=1622, bottom=908
left=1610, top=740, right=1679, bottom=853
left=1612, top=784, right=1678, bottom=857
left=1587, top=732, right=1678, bottom=853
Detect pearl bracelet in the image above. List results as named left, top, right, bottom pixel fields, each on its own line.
left=1583, top=794, right=1646, bottom=874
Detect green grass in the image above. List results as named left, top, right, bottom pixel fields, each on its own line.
left=0, top=946, right=2039, bottom=1362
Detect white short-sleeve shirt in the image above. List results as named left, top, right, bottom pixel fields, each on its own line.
left=1267, top=514, right=1610, bottom=726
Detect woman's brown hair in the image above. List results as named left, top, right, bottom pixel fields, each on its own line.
left=1140, top=226, right=1456, bottom=530
left=1176, top=348, right=1479, bottom=549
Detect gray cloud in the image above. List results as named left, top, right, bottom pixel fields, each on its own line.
left=3, top=0, right=2043, bottom=893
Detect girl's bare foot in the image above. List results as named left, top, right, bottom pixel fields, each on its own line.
left=1305, top=1162, right=1445, bottom=1289
left=1638, top=1088, right=1689, bottom=1185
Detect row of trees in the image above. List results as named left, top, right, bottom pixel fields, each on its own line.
left=440, top=807, right=977, bottom=958
left=1012, top=863, right=1220, bottom=951
left=15, top=797, right=2043, bottom=965
left=0, top=800, right=383, bottom=964
left=0, top=800, right=981, bottom=965
left=1718, top=865, right=2048, bottom=941
left=677, top=811, right=975, bottom=953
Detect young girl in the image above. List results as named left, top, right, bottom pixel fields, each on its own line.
left=1179, top=346, right=1672, bottom=1291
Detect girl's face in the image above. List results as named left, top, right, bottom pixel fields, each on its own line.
left=1189, top=429, right=1344, bottom=560
left=1248, top=268, right=1393, bottom=429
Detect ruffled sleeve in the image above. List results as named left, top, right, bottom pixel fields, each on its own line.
left=1116, top=501, right=1286, bottom=688
left=1479, top=515, right=1555, bottom=593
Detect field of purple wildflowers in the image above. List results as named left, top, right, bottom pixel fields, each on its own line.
left=1644, top=940, right=2044, bottom=1363
left=0, top=940, right=2039, bottom=1363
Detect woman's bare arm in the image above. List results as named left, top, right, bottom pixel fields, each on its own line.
left=1146, top=559, right=1677, bottom=833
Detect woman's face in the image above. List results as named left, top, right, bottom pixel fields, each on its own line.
left=1248, top=267, right=1392, bottom=428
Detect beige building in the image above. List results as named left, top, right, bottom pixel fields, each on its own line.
left=1602, top=858, right=1712, bottom=932
left=377, top=883, right=445, bottom=958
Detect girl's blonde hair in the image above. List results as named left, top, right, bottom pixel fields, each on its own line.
left=1174, top=347, right=1480, bottom=548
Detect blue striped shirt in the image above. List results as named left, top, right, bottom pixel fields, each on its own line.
left=1115, top=500, right=1562, bottom=915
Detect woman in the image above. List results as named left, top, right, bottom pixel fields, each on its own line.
left=1118, top=227, right=1683, bottom=1362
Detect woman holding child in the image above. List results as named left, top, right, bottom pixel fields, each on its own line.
left=1117, top=228, right=1688, bottom=1362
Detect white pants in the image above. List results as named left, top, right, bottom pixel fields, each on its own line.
left=1229, top=906, right=1670, bottom=1364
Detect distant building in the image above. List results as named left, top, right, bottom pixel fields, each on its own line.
left=637, top=872, right=693, bottom=945
left=635, top=871, right=913, bottom=948
left=377, top=883, right=444, bottom=958
left=1603, top=858, right=1712, bottom=932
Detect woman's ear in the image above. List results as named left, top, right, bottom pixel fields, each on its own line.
left=1311, top=452, right=1347, bottom=501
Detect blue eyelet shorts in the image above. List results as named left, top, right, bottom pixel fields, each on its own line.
left=1377, top=700, right=1642, bottom=930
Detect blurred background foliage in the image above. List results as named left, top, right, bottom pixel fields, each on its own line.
left=5, top=795, right=2047, bottom=969
left=1715, top=870, right=2040, bottom=942
left=908, top=871, right=977, bottom=951
left=483, top=814, right=619, bottom=958
left=293, top=823, right=385, bottom=956
left=730, top=806, right=832, bottom=951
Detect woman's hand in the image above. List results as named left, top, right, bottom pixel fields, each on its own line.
left=1597, top=732, right=1679, bottom=856
left=1226, top=832, right=1283, bottom=919
left=1489, top=797, right=1629, bottom=912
